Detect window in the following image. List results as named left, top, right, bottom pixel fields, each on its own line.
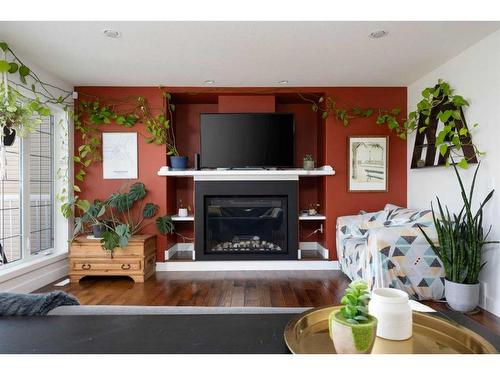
left=0, top=137, right=21, bottom=264
left=29, top=116, right=54, bottom=254
left=0, top=115, right=55, bottom=266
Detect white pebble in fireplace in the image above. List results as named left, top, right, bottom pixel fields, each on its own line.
left=212, top=236, right=282, bottom=253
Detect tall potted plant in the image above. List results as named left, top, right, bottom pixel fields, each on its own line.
left=419, top=162, right=497, bottom=312
left=162, top=92, right=188, bottom=170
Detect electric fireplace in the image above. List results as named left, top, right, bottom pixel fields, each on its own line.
left=195, top=181, right=298, bottom=260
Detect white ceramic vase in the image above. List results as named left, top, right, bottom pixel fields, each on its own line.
left=368, top=288, right=412, bottom=341
left=178, top=208, right=189, bottom=217
left=445, top=279, right=480, bottom=313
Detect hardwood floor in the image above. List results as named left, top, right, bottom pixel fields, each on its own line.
left=35, top=270, right=500, bottom=335
left=37, top=270, right=351, bottom=307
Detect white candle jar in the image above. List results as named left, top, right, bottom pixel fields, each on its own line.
left=368, top=288, right=412, bottom=341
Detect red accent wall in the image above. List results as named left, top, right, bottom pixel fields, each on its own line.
left=320, top=87, right=407, bottom=259
left=74, top=87, right=170, bottom=261
left=218, top=95, right=275, bottom=112
left=74, top=86, right=407, bottom=262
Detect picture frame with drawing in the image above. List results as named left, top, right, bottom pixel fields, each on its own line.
left=102, top=132, right=138, bottom=179
left=347, top=136, right=389, bottom=192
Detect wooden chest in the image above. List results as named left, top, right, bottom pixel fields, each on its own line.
left=69, top=234, right=156, bottom=283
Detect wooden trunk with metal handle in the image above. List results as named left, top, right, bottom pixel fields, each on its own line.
left=69, top=234, right=156, bottom=283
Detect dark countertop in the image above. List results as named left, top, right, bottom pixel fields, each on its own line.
left=0, top=310, right=498, bottom=354
left=0, top=314, right=293, bottom=354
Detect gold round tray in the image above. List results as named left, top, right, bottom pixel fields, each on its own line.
left=284, top=305, right=497, bottom=354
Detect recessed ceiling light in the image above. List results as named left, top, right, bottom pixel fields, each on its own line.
left=369, top=30, right=388, bottom=39
left=278, top=80, right=289, bottom=84
left=103, top=29, right=121, bottom=38
left=204, top=80, right=216, bottom=84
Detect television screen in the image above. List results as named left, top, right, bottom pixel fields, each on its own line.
left=200, top=113, right=295, bottom=168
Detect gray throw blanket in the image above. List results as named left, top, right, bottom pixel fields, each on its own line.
left=0, top=291, right=80, bottom=316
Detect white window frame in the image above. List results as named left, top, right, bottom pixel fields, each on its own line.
left=0, top=102, right=71, bottom=272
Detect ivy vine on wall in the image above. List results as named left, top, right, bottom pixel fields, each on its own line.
left=73, top=90, right=177, bottom=186
left=300, top=80, right=482, bottom=167
left=297, top=92, right=405, bottom=138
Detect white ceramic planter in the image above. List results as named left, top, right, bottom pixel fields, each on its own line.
left=445, top=279, right=480, bottom=313
left=178, top=208, right=189, bottom=217
left=368, top=288, right=412, bottom=340
left=303, top=160, right=315, bottom=170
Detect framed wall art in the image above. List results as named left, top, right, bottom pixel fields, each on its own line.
left=102, top=132, right=138, bottom=179
left=347, top=136, right=389, bottom=192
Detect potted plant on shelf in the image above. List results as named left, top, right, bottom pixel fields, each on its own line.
left=162, top=92, right=188, bottom=170
left=303, top=154, right=315, bottom=170
left=419, top=162, right=497, bottom=312
left=329, top=280, right=377, bottom=354
left=79, top=199, right=107, bottom=238
left=177, top=198, right=191, bottom=217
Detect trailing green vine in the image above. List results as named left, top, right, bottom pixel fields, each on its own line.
left=0, top=41, right=73, bottom=207
left=73, top=90, right=178, bottom=187
left=405, top=79, right=483, bottom=168
left=300, top=80, right=481, bottom=167
left=297, top=92, right=404, bottom=137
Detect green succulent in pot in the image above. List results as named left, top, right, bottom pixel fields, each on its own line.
left=329, top=280, right=377, bottom=354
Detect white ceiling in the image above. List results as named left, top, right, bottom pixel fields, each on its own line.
left=1, top=21, right=499, bottom=87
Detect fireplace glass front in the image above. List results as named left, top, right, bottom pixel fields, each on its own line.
left=204, top=196, right=287, bottom=255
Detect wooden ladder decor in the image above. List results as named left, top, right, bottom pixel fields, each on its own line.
left=410, top=101, right=478, bottom=169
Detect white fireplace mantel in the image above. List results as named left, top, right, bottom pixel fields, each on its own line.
left=157, top=165, right=335, bottom=181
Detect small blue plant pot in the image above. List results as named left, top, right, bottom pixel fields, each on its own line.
left=170, top=156, right=188, bottom=170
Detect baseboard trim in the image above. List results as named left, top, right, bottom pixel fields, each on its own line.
left=0, top=254, right=69, bottom=293
left=156, top=260, right=339, bottom=271
left=165, top=243, right=195, bottom=260
left=298, top=241, right=329, bottom=260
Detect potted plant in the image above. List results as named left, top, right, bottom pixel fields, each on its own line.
left=162, top=92, right=188, bottom=170
left=177, top=198, right=191, bottom=217
left=78, top=199, right=107, bottom=238
left=73, top=182, right=176, bottom=255
left=303, top=154, right=315, bottom=170
left=329, top=280, right=377, bottom=354
left=419, top=162, right=497, bottom=312
left=0, top=85, right=48, bottom=146
left=308, top=203, right=320, bottom=216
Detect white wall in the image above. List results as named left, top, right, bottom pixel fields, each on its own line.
left=407, top=29, right=500, bottom=317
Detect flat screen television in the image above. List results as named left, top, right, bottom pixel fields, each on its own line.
left=200, top=113, right=295, bottom=168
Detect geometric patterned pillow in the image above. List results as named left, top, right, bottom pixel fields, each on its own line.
left=384, top=207, right=432, bottom=227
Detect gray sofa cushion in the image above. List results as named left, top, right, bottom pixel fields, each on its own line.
left=48, top=305, right=311, bottom=315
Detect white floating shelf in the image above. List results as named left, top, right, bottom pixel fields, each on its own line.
left=299, top=215, right=327, bottom=221
left=171, top=215, right=195, bottom=222
left=157, top=166, right=335, bottom=179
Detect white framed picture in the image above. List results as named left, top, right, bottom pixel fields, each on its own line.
left=348, top=136, right=388, bottom=192
left=102, top=132, right=138, bottom=179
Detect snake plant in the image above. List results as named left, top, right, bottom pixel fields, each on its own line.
left=419, top=161, right=497, bottom=284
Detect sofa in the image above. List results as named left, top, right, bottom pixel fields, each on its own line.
left=336, top=204, right=445, bottom=301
